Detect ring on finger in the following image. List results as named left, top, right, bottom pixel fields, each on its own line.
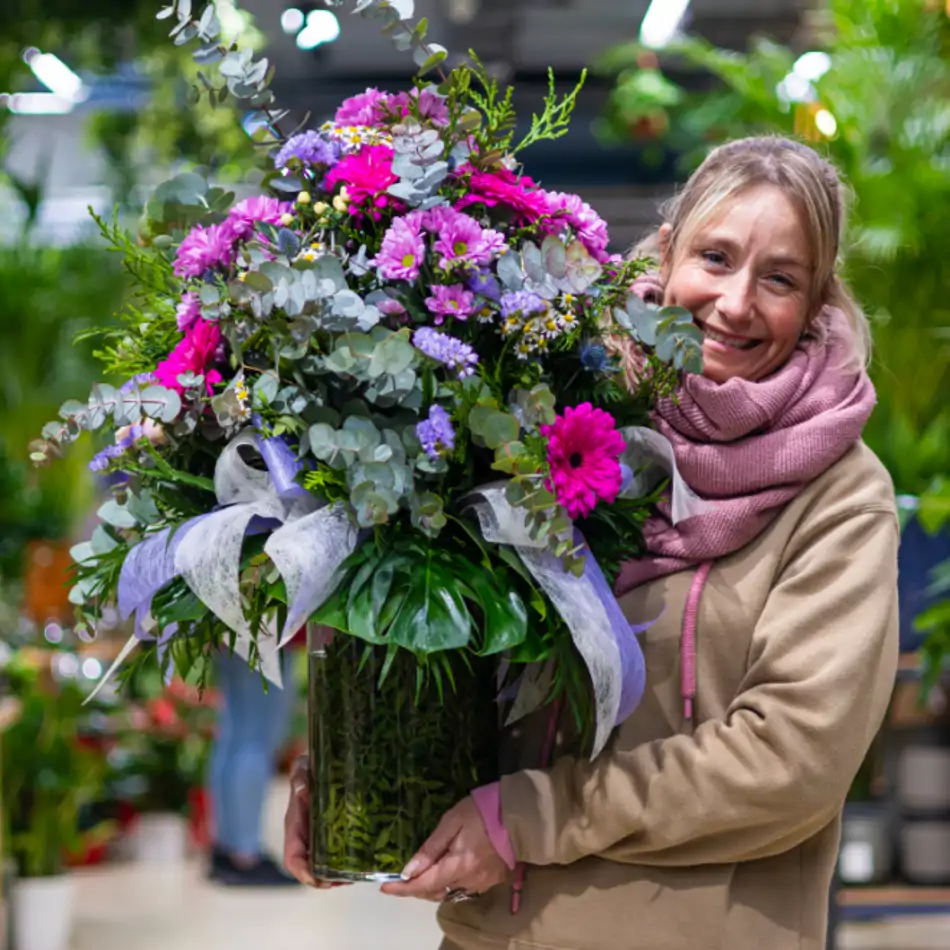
left=444, top=887, right=474, bottom=903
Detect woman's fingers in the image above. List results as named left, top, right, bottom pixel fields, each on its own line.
left=283, top=757, right=319, bottom=886
left=381, top=853, right=464, bottom=901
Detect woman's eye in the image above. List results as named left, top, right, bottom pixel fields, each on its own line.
left=767, top=273, right=794, bottom=289
left=701, top=250, right=726, bottom=266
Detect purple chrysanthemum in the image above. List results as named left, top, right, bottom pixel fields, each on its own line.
left=374, top=213, right=427, bottom=281
left=274, top=131, right=341, bottom=172
left=377, top=297, right=407, bottom=317
left=541, top=191, right=611, bottom=263
left=416, top=404, right=456, bottom=460
left=412, top=327, right=479, bottom=378
left=430, top=209, right=506, bottom=269
left=425, top=284, right=477, bottom=323
left=388, top=88, right=450, bottom=127
left=500, top=291, right=546, bottom=319
left=173, top=222, right=237, bottom=279
left=228, top=196, right=293, bottom=241
left=335, top=88, right=390, bottom=126
left=175, top=292, right=202, bottom=331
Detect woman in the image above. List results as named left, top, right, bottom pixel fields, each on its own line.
left=284, top=137, right=899, bottom=950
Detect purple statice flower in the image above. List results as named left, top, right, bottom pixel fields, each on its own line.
left=88, top=444, right=125, bottom=473
left=500, top=290, right=546, bottom=319
left=173, top=222, right=237, bottom=279
left=425, top=284, right=477, bottom=323
left=374, top=212, right=427, bottom=281
left=427, top=208, right=506, bottom=269
left=120, top=373, right=156, bottom=393
left=412, top=327, right=479, bottom=379
left=274, top=131, right=341, bottom=172
left=87, top=424, right=144, bottom=473
left=465, top=268, right=502, bottom=302
left=175, top=292, right=202, bottom=331
left=416, top=404, right=456, bottom=460
left=335, top=88, right=390, bottom=126
left=541, top=191, right=611, bottom=263
left=228, top=196, right=293, bottom=241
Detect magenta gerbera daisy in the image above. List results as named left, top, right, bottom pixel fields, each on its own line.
left=154, top=318, right=223, bottom=396
left=541, top=403, right=626, bottom=520
left=323, top=144, right=398, bottom=211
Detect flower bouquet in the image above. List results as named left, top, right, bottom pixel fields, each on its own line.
left=31, top=0, right=704, bottom=881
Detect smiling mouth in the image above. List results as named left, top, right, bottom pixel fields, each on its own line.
left=696, top=319, right=762, bottom=352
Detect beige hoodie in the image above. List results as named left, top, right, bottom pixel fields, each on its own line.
left=439, top=442, right=899, bottom=950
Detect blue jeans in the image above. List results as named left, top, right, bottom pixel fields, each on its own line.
left=209, top=650, right=294, bottom=856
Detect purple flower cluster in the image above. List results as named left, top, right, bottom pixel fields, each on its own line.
left=373, top=207, right=507, bottom=285
left=274, top=131, right=341, bottom=172
left=173, top=223, right=236, bottom=279
left=175, top=292, right=202, bottom=331
left=411, top=327, right=479, bottom=378
left=88, top=424, right=144, bottom=473
left=500, top=291, right=546, bottom=319
left=416, top=405, right=455, bottom=460
left=425, top=284, right=476, bottom=323
left=120, top=373, right=157, bottom=393
left=228, top=196, right=293, bottom=241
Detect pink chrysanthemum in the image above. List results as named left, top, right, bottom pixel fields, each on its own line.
left=424, top=284, right=477, bottom=323
left=173, top=222, right=237, bottom=279
left=387, top=88, right=450, bottom=126
left=541, top=403, right=626, bottom=520
left=455, top=167, right=551, bottom=222
left=154, top=318, right=223, bottom=395
left=324, top=145, right=399, bottom=212
left=429, top=208, right=506, bottom=269
left=540, top=191, right=611, bottom=263
left=175, top=292, right=202, bottom=331
left=228, top=196, right=293, bottom=241
left=374, top=211, right=427, bottom=281
left=335, top=88, right=391, bottom=126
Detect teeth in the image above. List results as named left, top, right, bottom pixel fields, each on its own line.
left=703, top=327, right=758, bottom=351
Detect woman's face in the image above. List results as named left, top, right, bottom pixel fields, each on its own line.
left=661, top=185, right=814, bottom=384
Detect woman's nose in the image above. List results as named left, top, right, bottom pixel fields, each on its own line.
left=714, top=270, right=756, bottom=324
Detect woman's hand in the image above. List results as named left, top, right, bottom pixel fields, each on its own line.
left=381, top=797, right=510, bottom=902
left=282, top=755, right=349, bottom=889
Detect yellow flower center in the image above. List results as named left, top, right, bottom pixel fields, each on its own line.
left=402, top=253, right=416, bottom=268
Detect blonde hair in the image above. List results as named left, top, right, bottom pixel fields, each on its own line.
left=633, top=136, right=870, bottom=368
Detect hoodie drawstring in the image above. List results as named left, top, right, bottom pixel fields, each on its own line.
left=511, top=560, right=713, bottom=914
left=682, top=561, right=713, bottom=724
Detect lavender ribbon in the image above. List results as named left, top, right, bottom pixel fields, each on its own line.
left=93, top=427, right=352, bottom=698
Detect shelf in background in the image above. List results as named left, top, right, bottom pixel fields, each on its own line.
left=839, top=886, right=950, bottom=921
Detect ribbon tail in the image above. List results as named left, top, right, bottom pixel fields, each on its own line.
left=175, top=500, right=284, bottom=684
left=265, top=503, right=359, bottom=648
left=83, top=634, right=141, bottom=706
left=619, top=426, right=715, bottom=524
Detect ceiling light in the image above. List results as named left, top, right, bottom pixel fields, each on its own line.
left=639, top=0, right=691, bottom=50
left=1, top=92, right=76, bottom=114
left=23, top=48, right=87, bottom=102
left=793, top=51, right=832, bottom=83
left=281, top=7, right=306, bottom=34
left=296, top=10, right=341, bottom=50
left=814, top=109, right=838, bottom=138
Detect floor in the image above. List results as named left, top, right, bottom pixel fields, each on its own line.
left=66, top=782, right=950, bottom=950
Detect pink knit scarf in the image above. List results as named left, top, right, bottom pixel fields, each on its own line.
left=616, top=289, right=877, bottom=596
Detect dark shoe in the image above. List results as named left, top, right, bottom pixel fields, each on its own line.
left=206, top=846, right=231, bottom=881
left=212, top=853, right=301, bottom=887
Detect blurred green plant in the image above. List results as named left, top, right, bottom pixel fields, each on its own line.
left=1, top=647, right=107, bottom=877
left=0, top=0, right=263, bottom=206
left=599, top=0, right=950, bottom=494
left=0, top=246, right=128, bottom=566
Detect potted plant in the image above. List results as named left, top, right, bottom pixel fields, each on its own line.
left=110, top=668, right=217, bottom=864
left=1, top=649, right=104, bottom=950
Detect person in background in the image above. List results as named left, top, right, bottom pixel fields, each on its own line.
left=209, top=636, right=301, bottom=887
left=286, top=136, right=899, bottom=950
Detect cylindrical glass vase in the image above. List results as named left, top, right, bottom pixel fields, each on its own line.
left=307, top=624, right=499, bottom=883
